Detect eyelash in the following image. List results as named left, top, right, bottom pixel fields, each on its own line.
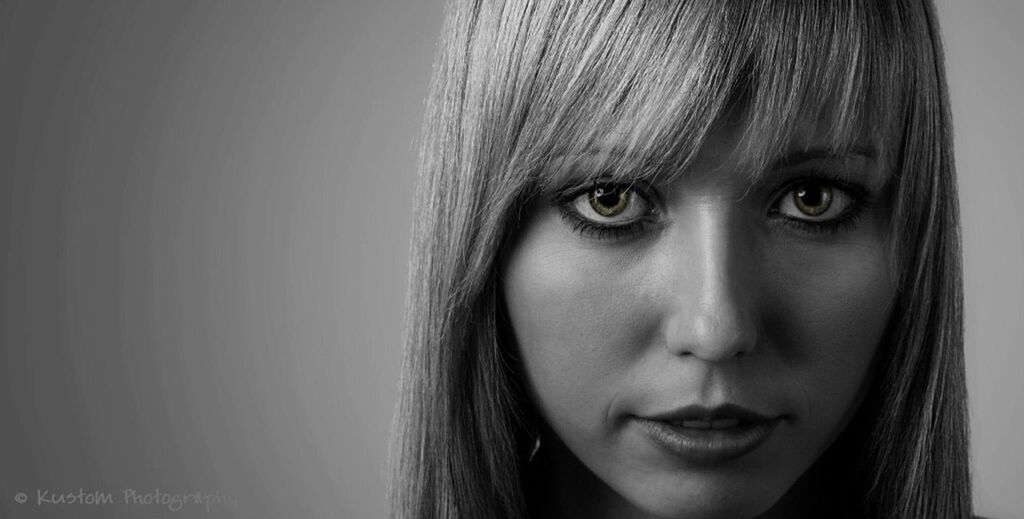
left=554, top=181, right=661, bottom=241
left=554, top=173, right=872, bottom=241
left=767, top=173, right=872, bottom=235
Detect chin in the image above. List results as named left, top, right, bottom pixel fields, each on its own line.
left=638, top=498, right=775, bottom=519
left=619, top=473, right=786, bottom=519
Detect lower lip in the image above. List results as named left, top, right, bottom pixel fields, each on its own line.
left=635, top=417, right=781, bottom=466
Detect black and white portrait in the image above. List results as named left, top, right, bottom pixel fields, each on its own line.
left=1, top=2, right=1021, bottom=518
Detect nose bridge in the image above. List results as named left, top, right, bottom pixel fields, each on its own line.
left=663, top=202, right=756, bottom=360
left=696, top=205, right=731, bottom=309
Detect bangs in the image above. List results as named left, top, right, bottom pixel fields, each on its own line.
left=497, top=0, right=913, bottom=190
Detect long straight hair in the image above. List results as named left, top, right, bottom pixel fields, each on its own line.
left=390, top=1, right=970, bottom=518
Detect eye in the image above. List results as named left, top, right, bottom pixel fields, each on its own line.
left=775, top=180, right=855, bottom=222
left=570, top=184, right=653, bottom=223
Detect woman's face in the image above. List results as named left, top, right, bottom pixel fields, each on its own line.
left=501, top=125, right=896, bottom=519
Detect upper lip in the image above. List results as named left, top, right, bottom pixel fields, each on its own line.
left=645, top=404, right=776, bottom=424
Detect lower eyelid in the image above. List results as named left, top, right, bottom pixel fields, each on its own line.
left=556, top=205, right=657, bottom=240
left=772, top=202, right=868, bottom=235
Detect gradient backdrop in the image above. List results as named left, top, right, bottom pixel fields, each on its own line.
left=0, top=2, right=1020, bottom=518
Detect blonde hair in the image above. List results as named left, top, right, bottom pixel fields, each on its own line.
left=390, top=1, right=970, bottom=518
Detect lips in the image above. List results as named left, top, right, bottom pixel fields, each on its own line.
left=636, top=404, right=782, bottom=466
left=671, top=418, right=742, bottom=430
left=647, top=403, right=775, bottom=424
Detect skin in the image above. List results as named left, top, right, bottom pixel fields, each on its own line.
left=500, top=126, right=897, bottom=519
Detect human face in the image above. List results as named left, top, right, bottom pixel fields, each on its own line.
left=500, top=127, right=896, bottom=519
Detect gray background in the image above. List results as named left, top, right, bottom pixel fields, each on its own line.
left=0, top=2, right=1019, bottom=518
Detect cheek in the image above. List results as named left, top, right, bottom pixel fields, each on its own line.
left=501, top=218, right=649, bottom=435
left=767, top=240, right=895, bottom=434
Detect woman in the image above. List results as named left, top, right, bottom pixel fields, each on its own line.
left=391, top=1, right=971, bottom=518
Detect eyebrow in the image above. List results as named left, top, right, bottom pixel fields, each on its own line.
left=769, top=145, right=878, bottom=170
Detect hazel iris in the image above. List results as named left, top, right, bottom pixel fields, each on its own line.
left=793, top=184, right=832, bottom=216
left=589, top=186, right=631, bottom=217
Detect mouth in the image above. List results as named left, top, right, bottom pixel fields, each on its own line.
left=635, top=404, right=783, bottom=466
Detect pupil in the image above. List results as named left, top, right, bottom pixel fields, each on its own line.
left=797, top=187, right=823, bottom=206
left=596, top=189, right=621, bottom=208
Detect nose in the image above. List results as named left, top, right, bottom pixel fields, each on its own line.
left=660, top=204, right=758, bottom=361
